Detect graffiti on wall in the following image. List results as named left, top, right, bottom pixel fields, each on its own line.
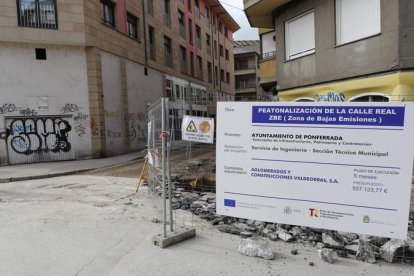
left=60, top=104, right=90, bottom=138
left=0, top=129, right=6, bottom=140
left=0, top=104, right=18, bottom=114
left=6, top=117, right=72, bottom=155
left=61, top=104, right=80, bottom=114
left=90, top=118, right=105, bottom=137
left=0, top=103, right=38, bottom=116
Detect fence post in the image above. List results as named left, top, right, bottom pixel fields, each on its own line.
left=168, top=110, right=173, bottom=232
left=161, top=97, right=167, bottom=238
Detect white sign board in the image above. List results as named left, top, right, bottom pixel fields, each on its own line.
left=217, top=102, right=414, bottom=239
left=37, top=96, right=49, bottom=111
left=182, top=116, right=214, bottom=144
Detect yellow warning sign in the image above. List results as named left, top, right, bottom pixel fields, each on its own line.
left=186, top=121, right=198, bottom=132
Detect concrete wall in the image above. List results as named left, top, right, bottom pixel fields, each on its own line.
left=100, top=51, right=164, bottom=156
left=125, top=61, right=163, bottom=150
left=399, top=0, right=414, bottom=69
left=274, top=0, right=400, bottom=91
left=100, top=51, right=126, bottom=156
left=0, top=43, right=91, bottom=165
left=261, top=31, right=276, bottom=54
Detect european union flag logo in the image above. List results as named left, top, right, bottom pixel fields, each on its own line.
left=224, top=199, right=236, bottom=207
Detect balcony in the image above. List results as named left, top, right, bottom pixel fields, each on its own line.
left=236, top=83, right=256, bottom=94
left=235, top=65, right=256, bottom=75
left=17, top=0, right=58, bottom=29
left=259, top=51, right=276, bottom=61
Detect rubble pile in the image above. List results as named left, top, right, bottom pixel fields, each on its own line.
left=151, top=183, right=414, bottom=264
left=149, top=159, right=414, bottom=264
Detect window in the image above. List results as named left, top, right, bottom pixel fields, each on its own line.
left=178, top=10, right=185, bottom=38
left=236, top=59, right=248, bottom=70
left=225, top=49, right=229, bottom=60
left=224, top=27, right=228, bottom=37
left=214, top=40, right=218, bottom=59
left=147, top=0, right=153, bottom=16
left=17, top=0, right=58, bottom=29
left=163, top=0, right=171, bottom=27
left=35, top=48, right=47, bottom=60
left=195, top=0, right=200, bottom=18
left=207, top=62, right=212, bottom=83
left=196, top=25, right=201, bottom=49
left=197, top=56, right=203, bottom=80
left=226, top=72, right=230, bottom=84
left=220, top=69, right=225, bottom=82
left=180, top=46, right=187, bottom=73
left=214, top=66, right=218, bottom=85
left=190, top=52, right=194, bottom=76
left=219, top=45, right=224, bottom=57
left=188, top=0, right=192, bottom=12
left=204, top=7, right=210, bottom=26
left=189, top=19, right=193, bottom=45
left=206, top=34, right=211, bottom=55
left=285, top=10, right=315, bottom=60
left=164, top=36, right=173, bottom=67
left=127, top=13, right=138, bottom=39
left=101, top=0, right=115, bottom=27
left=350, top=94, right=389, bottom=102
left=336, top=0, right=381, bottom=45
left=149, top=26, right=156, bottom=60
left=218, top=21, right=222, bottom=33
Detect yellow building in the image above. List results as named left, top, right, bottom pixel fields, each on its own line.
left=244, top=0, right=414, bottom=102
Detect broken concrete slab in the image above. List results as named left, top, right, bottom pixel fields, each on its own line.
left=152, top=227, right=196, bottom=248
left=238, top=237, right=275, bottom=260
left=318, top=248, right=335, bottom=264
left=356, top=240, right=376, bottom=263
left=380, top=239, right=409, bottom=263
left=278, top=232, right=294, bottom=242
left=322, top=232, right=345, bottom=248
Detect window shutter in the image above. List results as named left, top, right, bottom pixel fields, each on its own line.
left=336, top=0, right=381, bottom=45
left=285, top=11, right=315, bottom=60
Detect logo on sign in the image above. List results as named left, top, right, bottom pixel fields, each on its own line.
left=283, top=206, right=292, bottom=215
left=199, top=121, right=211, bottom=133
left=186, top=121, right=198, bottom=132
left=363, top=215, right=371, bottom=223
left=224, top=199, right=236, bottom=207
left=309, top=208, right=319, bottom=217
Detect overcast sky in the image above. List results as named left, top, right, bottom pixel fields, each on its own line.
left=219, top=0, right=259, bottom=41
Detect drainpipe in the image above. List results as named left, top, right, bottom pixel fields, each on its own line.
left=142, top=0, right=148, bottom=75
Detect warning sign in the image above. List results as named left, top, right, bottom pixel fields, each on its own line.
left=182, top=116, right=214, bottom=144
left=186, top=121, right=198, bottom=132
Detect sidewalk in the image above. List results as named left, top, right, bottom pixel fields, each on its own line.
left=0, top=152, right=144, bottom=183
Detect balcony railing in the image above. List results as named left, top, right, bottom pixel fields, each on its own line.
left=236, top=83, right=256, bottom=89
left=235, top=65, right=256, bottom=71
left=259, top=51, right=276, bottom=61
left=17, top=0, right=58, bottom=29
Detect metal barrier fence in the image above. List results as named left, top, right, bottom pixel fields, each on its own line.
left=145, top=96, right=414, bottom=265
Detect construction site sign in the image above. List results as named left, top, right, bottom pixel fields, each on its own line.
left=216, top=102, right=414, bottom=239
left=182, top=116, right=214, bottom=144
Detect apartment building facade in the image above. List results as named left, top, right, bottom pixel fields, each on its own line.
left=244, top=0, right=414, bottom=102
left=234, top=40, right=270, bottom=101
left=258, top=28, right=277, bottom=98
left=0, top=0, right=239, bottom=165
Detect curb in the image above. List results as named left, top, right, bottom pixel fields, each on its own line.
left=0, top=155, right=145, bottom=184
